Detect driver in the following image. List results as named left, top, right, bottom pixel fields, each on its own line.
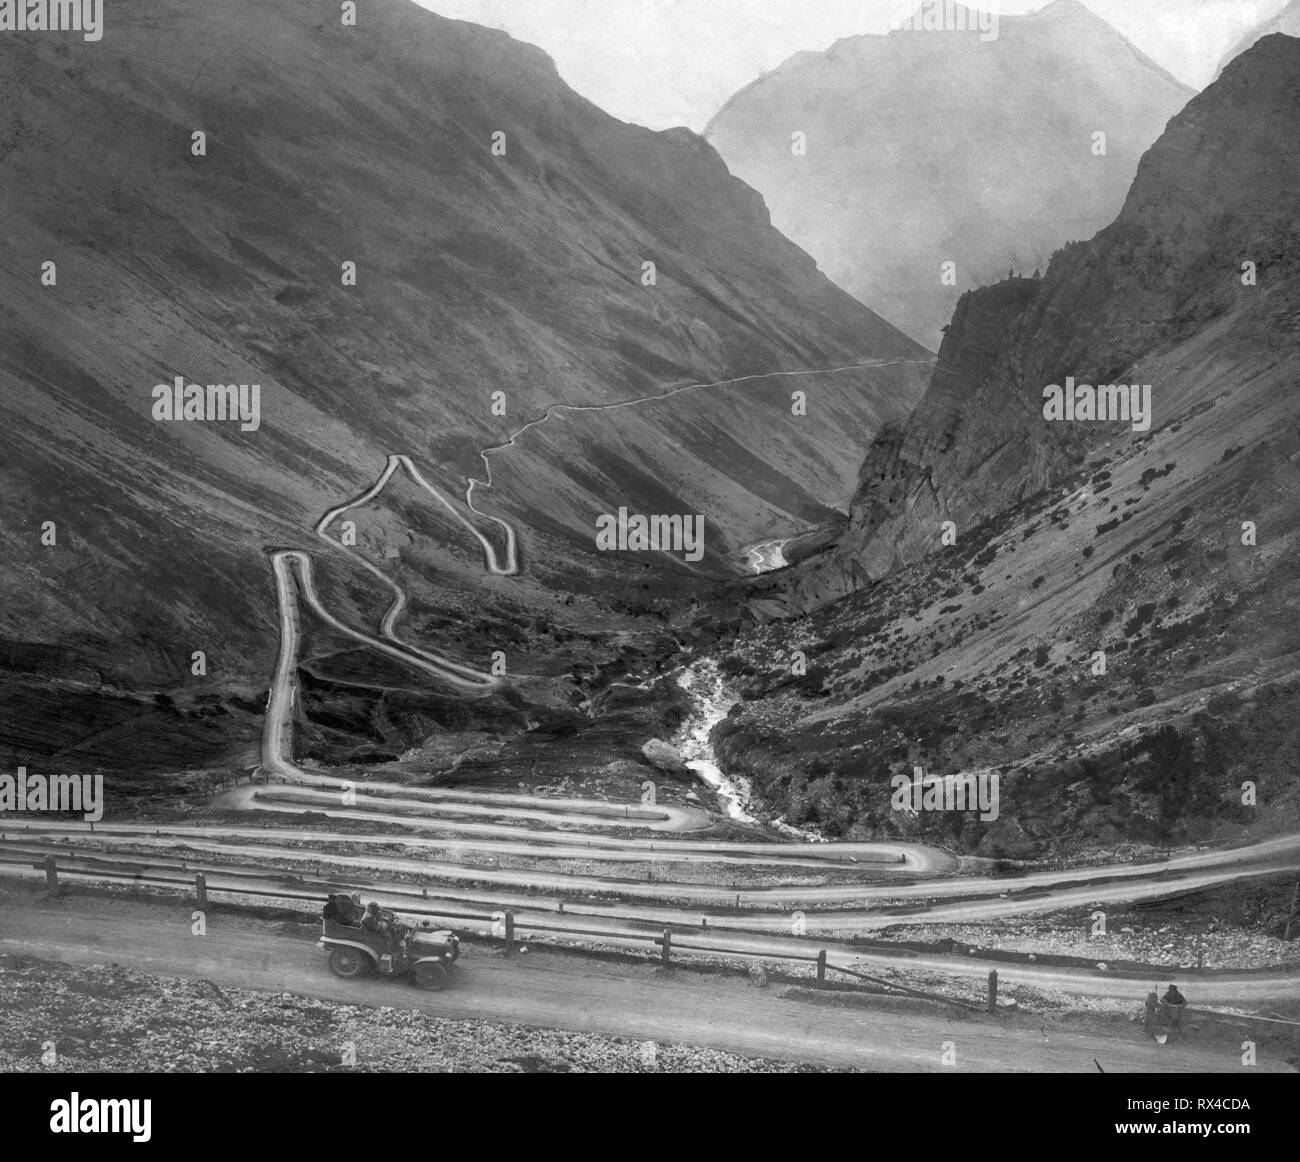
left=382, top=906, right=412, bottom=948
left=361, top=901, right=391, bottom=944
left=361, top=901, right=407, bottom=952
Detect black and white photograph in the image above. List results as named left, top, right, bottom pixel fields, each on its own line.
left=1, top=0, right=1298, bottom=1128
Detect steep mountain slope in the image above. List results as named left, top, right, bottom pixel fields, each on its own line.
left=0, top=0, right=928, bottom=772
left=1215, top=0, right=1300, bottom=78
left=705, top=0, right=1193, bottom=349
left=711, top=35, right=1300, bottom=855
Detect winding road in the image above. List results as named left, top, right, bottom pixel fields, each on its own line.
left=745, top=538, right=792, bottom=573
left=464, top=357, right=937, bottom=535
left=3, top=355, right=1299, bottom=1031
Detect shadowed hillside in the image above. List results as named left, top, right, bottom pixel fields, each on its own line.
left=710, top=36, right=1300, bottom=855
left=0, top=0, right=929, bottom=773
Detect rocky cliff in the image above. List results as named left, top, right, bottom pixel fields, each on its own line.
left=712, top=35, right=1300, bottom=855
left=809, top=31, right=1300, bottom=597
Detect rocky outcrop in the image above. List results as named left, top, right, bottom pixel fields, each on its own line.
left=715, top=37, right=1300, bottom=854
left=794, top=33, right=1300, bottom=605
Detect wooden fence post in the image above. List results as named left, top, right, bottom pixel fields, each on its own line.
left=660, top=929, right=671, bottom=969
left=195, top=872, right=207, bottom=907
left=44, top=854, right=59, bottom=896
left=1144, top=991, right=1158, bottom=1033
left=816, top=950, right=827, bottom=988
left=504, top=910, right=515, bottom=956
left=987, top=969, right=998, bottom=1012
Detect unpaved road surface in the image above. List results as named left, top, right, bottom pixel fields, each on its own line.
left=2, top=853, right=1298, bottom=1006
left=0, top=895, right=1288, bottom=1073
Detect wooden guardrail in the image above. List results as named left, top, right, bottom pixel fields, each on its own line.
left=827, top=960, right=989, bottom=1011
left=1, top=855, right=831, bottom=967
left=0, top=852, right=999, bottom=1006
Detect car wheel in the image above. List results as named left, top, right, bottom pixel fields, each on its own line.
left=414, top=962, right=449, bottom=991
left=328, top=946, right=370, bottom=979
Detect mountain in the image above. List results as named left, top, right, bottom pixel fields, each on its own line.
left=1215, top=1, right=1300, bottom=78
left=704, top=0, right=1193, bottom=350
left=711, top=35, right=1300, bottom=855
left=0, top=0, right=928, bottom=774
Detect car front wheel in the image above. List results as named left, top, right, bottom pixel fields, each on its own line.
left=414, top=961, right=449, bottom=991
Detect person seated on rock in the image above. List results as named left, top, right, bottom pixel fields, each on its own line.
left=1162, top=983, right=1186, bottom=1007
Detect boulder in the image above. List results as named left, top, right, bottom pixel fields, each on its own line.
left=640, top=739, right=689, bottom=774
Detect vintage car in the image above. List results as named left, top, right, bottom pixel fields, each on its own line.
left=318, top=893, right=460, bottom=990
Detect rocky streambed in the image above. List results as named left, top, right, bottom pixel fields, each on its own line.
left=670, top=659, right=824, bottom=840
left=671, top=659, right=755, bottom=822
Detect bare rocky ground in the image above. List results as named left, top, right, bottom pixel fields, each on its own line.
left=878, top=873, right=1300, bottom=977
left=886, top=918, right=1300, bottom=975
left=0, top=954, right=821, bottom=1074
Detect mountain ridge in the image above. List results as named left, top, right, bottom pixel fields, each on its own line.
left=0, top=0, right=928, bottom=775
left=710, top=34, right=1300, bottom=854
left=705, top=0, right=1194, bottom=349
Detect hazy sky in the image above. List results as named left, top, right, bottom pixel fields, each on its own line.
left=418, top=0, right=1290, bottom=131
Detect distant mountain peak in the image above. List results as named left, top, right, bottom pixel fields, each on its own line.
left=896, top=0, right=986, bottom=26
left=706, top=0, right=1192, bottom=349
left=819, top=26, right=1300, bottom=585
left=1036, top=0, right=1097, bottom=18
left=893, top=0, right=1105, bottom=34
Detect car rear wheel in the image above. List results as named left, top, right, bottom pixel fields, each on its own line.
left=414, top=961, right=449, bottom=991
left=328, top=945, right=370, bottom=979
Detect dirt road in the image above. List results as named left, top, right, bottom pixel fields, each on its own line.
left=1, top=894, right=1282, bottom=1073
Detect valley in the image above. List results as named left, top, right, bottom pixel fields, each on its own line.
left=5, top=340, right=1298, bottom=1070
left=1, top=0, right=1298, bottom=1080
